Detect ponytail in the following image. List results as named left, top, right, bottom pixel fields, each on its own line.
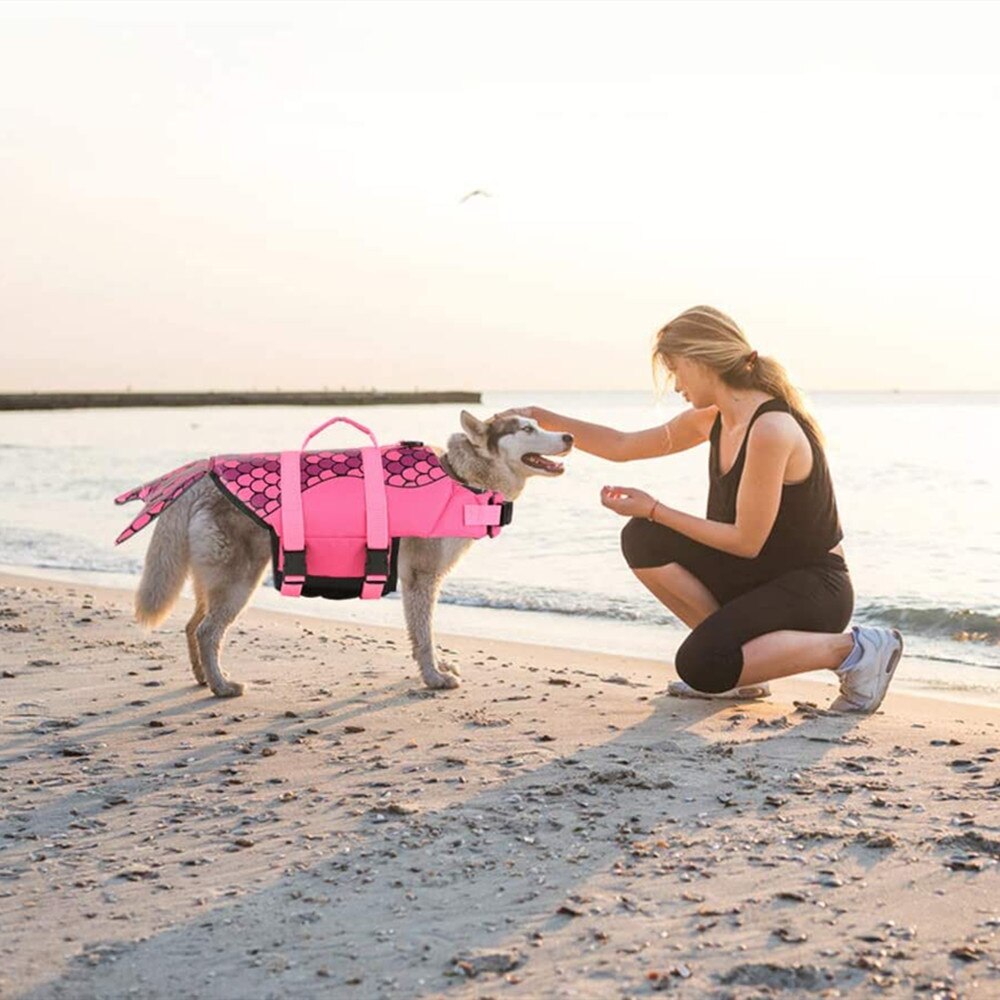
left=748, top=356, right=825, bottom=445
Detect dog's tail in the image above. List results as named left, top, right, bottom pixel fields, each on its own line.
left=135, top=505, right=190, bottom=628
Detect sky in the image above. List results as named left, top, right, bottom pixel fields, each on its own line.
left=1, top=1, right=998, bottom=393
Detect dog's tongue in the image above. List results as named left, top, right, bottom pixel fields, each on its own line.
left=523, top=453, right=564, bottom=473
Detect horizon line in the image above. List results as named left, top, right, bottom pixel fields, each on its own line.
left=3, top=387, right=999, bottom=396
left=0, top=386, right=1000, bottom=398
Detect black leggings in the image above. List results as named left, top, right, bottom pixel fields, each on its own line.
left=620, top=519, right=854, bottom=693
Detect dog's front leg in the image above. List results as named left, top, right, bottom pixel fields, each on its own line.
left=399, top=537, right=470, bottom=689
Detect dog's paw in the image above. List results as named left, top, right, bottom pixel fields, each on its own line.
left=421, top=668, right=461, bottom=690
left=439, top=662, right=462, bottom=678
left=210, top=678, right=245, bottom=698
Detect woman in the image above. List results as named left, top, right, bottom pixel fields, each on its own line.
left=497, top=305, right=902, bottom=713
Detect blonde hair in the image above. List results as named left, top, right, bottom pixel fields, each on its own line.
left=652, top=305, right=824, bottom=444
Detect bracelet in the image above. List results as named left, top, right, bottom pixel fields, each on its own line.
left=647, top=500, right=660, bottom=522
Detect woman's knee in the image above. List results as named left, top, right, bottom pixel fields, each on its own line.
left=674, top=626, right=743, bottom=693
left=620, top=518, right=685, bottom=570
left=619, top=518, right=646, bottom=568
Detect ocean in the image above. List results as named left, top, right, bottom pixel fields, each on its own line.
left=1, top=391, right=998, bottom=702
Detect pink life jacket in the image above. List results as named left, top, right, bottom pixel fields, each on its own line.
left=115, top=416, right=512, bottom=601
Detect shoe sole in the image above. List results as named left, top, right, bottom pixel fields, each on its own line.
left=865, top=629, right=903, bottom=714
left=668, top=681, right=771, bottom=701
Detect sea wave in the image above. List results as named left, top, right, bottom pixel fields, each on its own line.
left=0, top=527, right=144, bottom=577
left=1, top=532, right=996, bottom=652
left=438, top=580, right=676, bottom=625
left=856, top=603, right=1000, bottom=644
left=438, top=581, right=1000, bottom=646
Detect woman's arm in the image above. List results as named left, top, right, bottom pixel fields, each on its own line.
left=508, top=404, right=718, bottom=462
left=601, top=413, right=796, bottom=557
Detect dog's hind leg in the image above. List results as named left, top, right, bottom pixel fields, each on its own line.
left=187, top=506, right=270, bottom=697
left=195, top=566, right=264, bottom=698
left=185, top=578, right=208, bottom=686
left=187, top=489, right=270, bottom=697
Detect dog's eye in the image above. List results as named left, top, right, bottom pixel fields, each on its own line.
left=524, top=425, right=535, bottom=433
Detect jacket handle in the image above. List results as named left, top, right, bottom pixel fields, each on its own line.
left=301, top=416, right=379, bottom=451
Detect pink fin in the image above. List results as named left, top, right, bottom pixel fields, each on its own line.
left=115, top=459, right=210, bottom=544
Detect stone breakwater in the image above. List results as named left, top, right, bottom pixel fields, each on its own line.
left=0, top=391, right=481, bottom=411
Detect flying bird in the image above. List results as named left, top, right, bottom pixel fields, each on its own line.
left=459, top=189, right=492, bottom=203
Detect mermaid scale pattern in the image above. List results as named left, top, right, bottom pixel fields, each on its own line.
left=117, top=447, right=451, bottom=542
left=213, top=454, right=284, bottom=517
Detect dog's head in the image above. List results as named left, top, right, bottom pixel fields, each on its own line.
left=458, top=410, right=573, bottom=479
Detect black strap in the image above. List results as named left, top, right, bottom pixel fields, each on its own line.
left=365, top=547, right=390, bottom=577
left=282, top=549, right=307, bottom=577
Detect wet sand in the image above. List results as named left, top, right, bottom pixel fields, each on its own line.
left=1, top=572, right=997, bottom=999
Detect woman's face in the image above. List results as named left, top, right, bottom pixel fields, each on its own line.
left=665, top=355, right=714, bottom=408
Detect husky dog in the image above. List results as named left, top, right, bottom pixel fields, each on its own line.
left=134, top=411, right=572, bottom=696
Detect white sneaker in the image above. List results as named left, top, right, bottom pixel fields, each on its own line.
left=830, top=626, right=903, bottom=714
left=667, top=679, right=771, bottom=700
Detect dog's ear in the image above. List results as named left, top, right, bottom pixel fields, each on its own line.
left=459, top=410, right=488, bottom=444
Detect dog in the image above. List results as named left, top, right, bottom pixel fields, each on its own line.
left=132, top=410, right=572, bottom=696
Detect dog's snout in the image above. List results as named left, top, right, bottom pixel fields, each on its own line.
left=562, top=433, right=574, bottom=446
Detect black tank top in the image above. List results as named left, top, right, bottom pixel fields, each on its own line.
left=707, top=398, right=843, bottom=572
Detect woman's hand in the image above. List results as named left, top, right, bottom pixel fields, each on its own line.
left=600, top=485, right=657, bottom=520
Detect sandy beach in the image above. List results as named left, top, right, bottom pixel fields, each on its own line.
left=1, top=571, right=997, bottom=999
